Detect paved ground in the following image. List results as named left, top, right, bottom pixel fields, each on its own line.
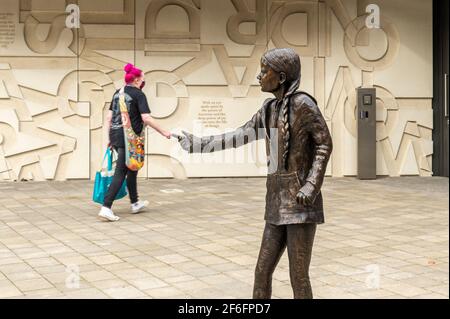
left=0, top=176, right=448, bottom=299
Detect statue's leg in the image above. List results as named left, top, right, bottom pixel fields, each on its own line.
left=253, top=222, right=286, bottom=299
left=286, top=223, right=317, bottom=299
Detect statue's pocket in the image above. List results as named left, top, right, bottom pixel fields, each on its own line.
left=278, top=172, right=302, bottom=209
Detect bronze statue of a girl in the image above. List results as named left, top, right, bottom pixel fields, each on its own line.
left=175, top=48, right=333, bottom=299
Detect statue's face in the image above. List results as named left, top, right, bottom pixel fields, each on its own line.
left=257, top=61, right=280, bottom=93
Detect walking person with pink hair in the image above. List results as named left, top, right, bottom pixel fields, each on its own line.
left=99, top=63, right=172, bottom=222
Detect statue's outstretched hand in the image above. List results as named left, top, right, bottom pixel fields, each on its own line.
left=173, top=130, right=202, bottom=153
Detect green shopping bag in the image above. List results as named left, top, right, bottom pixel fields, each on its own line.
left=93, top=148, right=127, bottom=204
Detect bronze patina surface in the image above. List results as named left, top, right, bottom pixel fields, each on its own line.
left=175, top=48, right=333, bottom=299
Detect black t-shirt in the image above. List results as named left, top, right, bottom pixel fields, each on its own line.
left=109, top=85, right=151, bottom=148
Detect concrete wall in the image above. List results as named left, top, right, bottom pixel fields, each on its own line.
left=0, top=0, right=433, bottom=180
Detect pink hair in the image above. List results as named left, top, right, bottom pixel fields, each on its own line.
left=124, top=63, right=142, bottom=84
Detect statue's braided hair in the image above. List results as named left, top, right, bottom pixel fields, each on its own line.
left=261, top=48, right=301, bottom=170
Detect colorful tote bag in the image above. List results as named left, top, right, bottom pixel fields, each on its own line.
left=118, top=87, right=145, bottom=171
left=92, top=148, right=127, bottom=204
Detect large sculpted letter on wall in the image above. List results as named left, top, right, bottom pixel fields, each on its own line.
left=226, top=0, right=267, bottom=45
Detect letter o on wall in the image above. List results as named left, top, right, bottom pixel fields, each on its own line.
left=344, top=15, right=400, bottom=71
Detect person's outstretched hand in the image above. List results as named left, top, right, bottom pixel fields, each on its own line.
left=172, top=130, right=202, bottom=153
left=162, top=130, right=172, bottom=139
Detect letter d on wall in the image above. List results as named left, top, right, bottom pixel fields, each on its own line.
left=365, top=4, right=380, bottom=29
left=65, top=4, right=80, bottom=29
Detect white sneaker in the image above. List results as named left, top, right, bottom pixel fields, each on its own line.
left=131, top=200, right=149, bottom=214
left=98, top=206, right=120, bottom=222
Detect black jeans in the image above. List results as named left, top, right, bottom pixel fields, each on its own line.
left=253, top=222, right=316, bottom=299
left=103, top=147, right=138, bottom=208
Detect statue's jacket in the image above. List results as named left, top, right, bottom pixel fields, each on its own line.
left=197, top=92, right=333, bottom=225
